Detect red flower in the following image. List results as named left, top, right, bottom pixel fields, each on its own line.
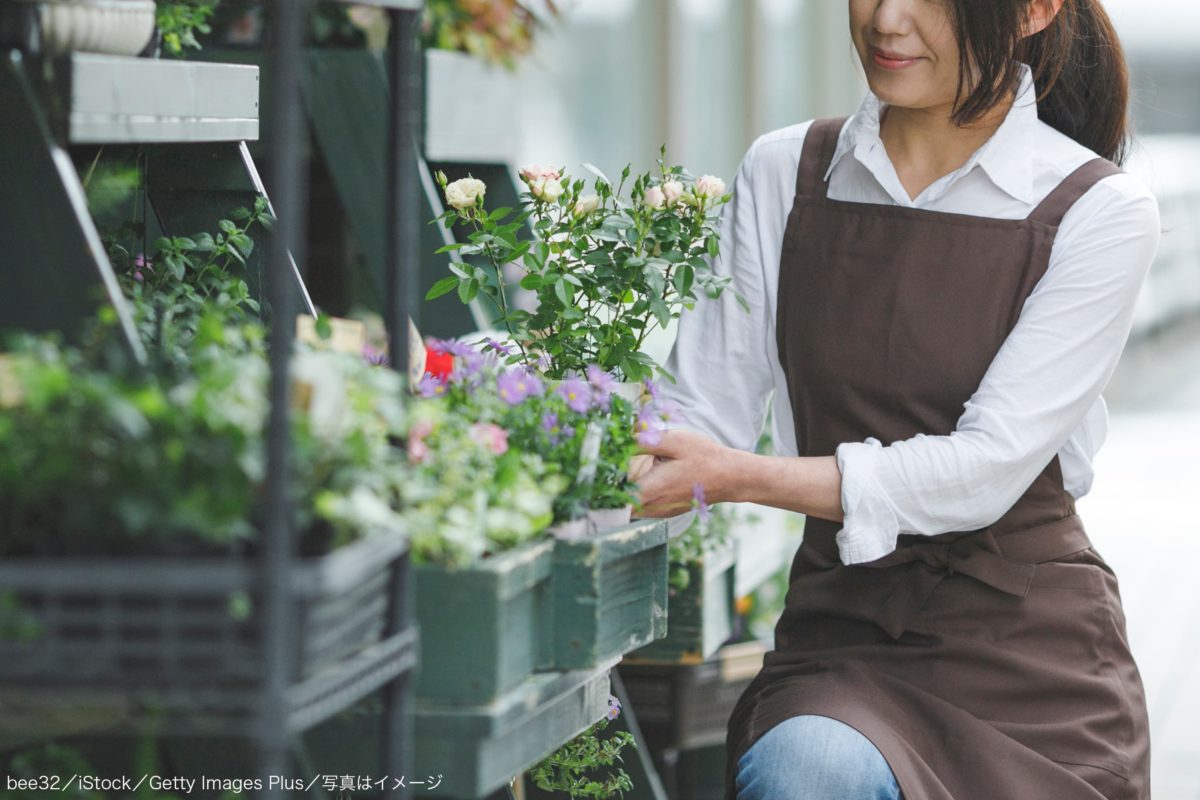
left=424, top=346, right=455, bottom=381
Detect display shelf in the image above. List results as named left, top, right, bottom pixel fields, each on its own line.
left=64, top=52, right=259, bottom=144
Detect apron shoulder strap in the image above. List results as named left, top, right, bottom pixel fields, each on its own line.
left=796, top=116, right=850, bottom=196
left=1027, top=157, right=1123, bottom=227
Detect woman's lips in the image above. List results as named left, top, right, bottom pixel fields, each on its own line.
left=870, top=46, right=923, bottom=70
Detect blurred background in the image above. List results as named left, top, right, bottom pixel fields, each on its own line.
left=507, top=0, right=1200, bottom=796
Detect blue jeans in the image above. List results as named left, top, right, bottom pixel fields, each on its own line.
left=734, top=714, right=902, bottom=800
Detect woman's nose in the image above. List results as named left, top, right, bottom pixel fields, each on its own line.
left=871, top=0, right=917, bottom=37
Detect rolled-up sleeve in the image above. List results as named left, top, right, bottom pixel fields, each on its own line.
left=835, top=178, right=1162, bottom=565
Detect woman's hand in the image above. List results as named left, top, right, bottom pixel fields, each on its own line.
left=632, top=429, right=846, bottom=522
left=631, top=429, right=746, bottom=518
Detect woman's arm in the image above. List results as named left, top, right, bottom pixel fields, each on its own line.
left=637, top=173, right=1161, bottom=565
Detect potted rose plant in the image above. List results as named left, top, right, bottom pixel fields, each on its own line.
left=426, top=153, right=745, bottom=385
left=421, top=0, right=562, bottom=162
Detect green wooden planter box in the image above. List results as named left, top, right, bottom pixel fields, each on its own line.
left=551, top=519, right=669, bottom=670
left=301, top=660, right=615, bottom=799
left=627, top=539, right=738, bottom=664
left=416, top=662, right=614, bottom=798
left=414, top=537, right=555, bottom=706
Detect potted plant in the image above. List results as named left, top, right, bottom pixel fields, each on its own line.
left=404, top=376, right=567, bottom=705
left=526, top=693, right=638, bottom=800
left=6, top=0, right=158, bottom=57
left=421, top=0, right=562, bottom=163
left=415, top=338, right=672, bottom=670
left=426, top=154, right=744, bottom=386
left=627, top=496, right=740, bottom=664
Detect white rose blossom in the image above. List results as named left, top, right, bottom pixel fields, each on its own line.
left=662, top=180, right=684, bottom=206
left=573, top=194, right=601, bottom=217
left=643, top=186, right=666, bottom=210
left=531, top=177, right=565, bottom=203
left=444, top=177, right=487, bottom=211
left=695, top=175, right=727, bottom=200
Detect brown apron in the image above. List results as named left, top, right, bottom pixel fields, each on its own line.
left=723, top=117, right=1151, bottom=800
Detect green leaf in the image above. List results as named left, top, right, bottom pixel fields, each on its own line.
left=488, top=206, right=512, bottom=221
left=520, top=273, right=544, bottom=291
left=425, top=276, right=460, bottom=300
left=229, top=207, right=252, bottom=222
left=229, top=234, right=254, bottom=257
left=218, top=219, right=237, bottom=235
left=192, top=233, right=215, bottom=252
left=554, top=278, right=571, bottom=306
left=434, top=242, right=467, bottom=254
left=459, top=279, right=479, bottom=303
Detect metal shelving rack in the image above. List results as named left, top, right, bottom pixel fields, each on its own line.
left=0, top=1, right=426, bottom=797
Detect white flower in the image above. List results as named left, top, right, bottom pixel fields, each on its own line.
left=572, top=194, right=601, bottom=217
left=530, top=177, right=565, bottom=203
left=695, top=175, right=727, bottom=200
left=444, top=177, right=487, bottom=210
left=519, top=164, right=562, bottom=184
left=662, top=180, right=684, bottom=206
left=643, top=186, right=666, bottom=210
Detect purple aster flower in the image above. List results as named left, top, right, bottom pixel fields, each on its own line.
left=416, top=373, right=447, bottom=398
left=635, top=404, right=666, bottom=447
left=497, top=368, right=544, bottom=406
left=692, top=482, right=712, bottom=523
left=543, top=412, right=563, bottom=444
left=362, top=344, right=390, bottom=367
left=482, top=338, right=515, bottom=357
left=606, top=694, right=622, bottom=721
left=428, top=337, right=476, bottom=358
left=556, top=377, right=592, bottom=414
left=586, top=365, right=616, bottom=409
left=643, top=378, right=662, bottom=402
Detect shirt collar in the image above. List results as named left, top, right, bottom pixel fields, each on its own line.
left=824, top=62, right=1037, bottom=205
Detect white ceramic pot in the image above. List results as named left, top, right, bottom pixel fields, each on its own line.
left=586, top=505, right=631, bottom=531
left=34, top=0, right=156, bottom=56
left=612, top=381, right=647, bottom=404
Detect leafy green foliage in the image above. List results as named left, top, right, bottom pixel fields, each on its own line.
left=531, top=716, right=636, bottom=799
left=103, top=196, right=271, bottom=373
left=422, top=0, right=561, bottom=70
left=157, top=0, right=220, bottom=56
left=428, top=151, right=747, bottom=383
left=401, top=399, right=566, bottom=568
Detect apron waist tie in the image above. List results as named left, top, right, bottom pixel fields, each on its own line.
left=807, top=515, right=1093, bottom=640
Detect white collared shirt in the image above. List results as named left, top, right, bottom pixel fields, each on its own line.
left=660, top=63, right=1162, bottom=565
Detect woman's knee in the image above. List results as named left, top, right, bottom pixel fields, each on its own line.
left=734, top=714, right=900, bottom=800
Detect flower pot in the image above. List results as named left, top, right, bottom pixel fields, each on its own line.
left=303, top=660, right=615, bottom=799
left=413, top=537, right=556, bottom=706
left=29, top=0, right=156, bottom=56
left=587, top=504, right=632, bottom=530
left=626, top=538, right=738, bottom=664
left=551, top=518, right=669, bottom=669
left=424, top=48, right=520, bottom=164
left=0, top=532, right=414, bottom=715
left=617, top=639, right=768, bottom=752
left=612, top=380, right=647, bottom=404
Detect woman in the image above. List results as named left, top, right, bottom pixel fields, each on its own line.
left=632, top=0, right=1160, bottom=798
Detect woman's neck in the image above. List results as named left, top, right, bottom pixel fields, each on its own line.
left=879, top=94, right=1015, bottom=201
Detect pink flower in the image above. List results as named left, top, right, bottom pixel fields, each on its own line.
left=519, top=164, right=562, bottom=183
left=470, top=423, right=509, bottom=455
left=695, top=175, right=727, bottom=200
left=408, top=419, right=435, bottom=464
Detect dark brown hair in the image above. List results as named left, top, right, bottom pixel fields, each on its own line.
left=946, top=0, right=1130, bottom=164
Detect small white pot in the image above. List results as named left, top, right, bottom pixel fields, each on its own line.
left=586, top=505, right=632, bottom=531
left=33, top=0, right=156, bottom=56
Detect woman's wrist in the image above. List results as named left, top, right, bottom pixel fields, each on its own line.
left=718, top=448, right=844, bottom=521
